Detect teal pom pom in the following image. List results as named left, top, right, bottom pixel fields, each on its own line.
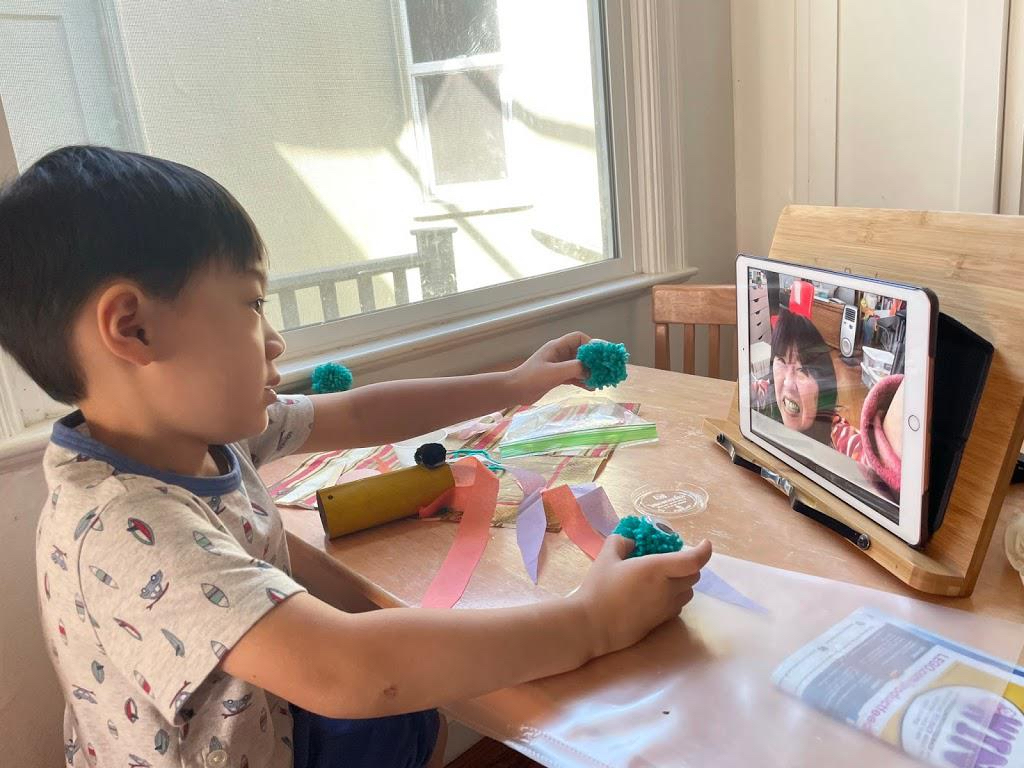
left=311, top=362, right=353, bottom=394
left=612, top=515, right=683, bottom=558
left=577, top=340, right=629, bottom=390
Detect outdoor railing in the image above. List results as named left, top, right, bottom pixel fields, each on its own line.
left=267, top=226, right=457, bottom=328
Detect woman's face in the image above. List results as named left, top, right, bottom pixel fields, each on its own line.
left=772, top=345, right=820, bottom=432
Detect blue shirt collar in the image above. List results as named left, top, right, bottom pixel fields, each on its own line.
left=51, top=411, right=241, bottom=497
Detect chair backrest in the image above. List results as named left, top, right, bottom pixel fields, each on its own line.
left=652, top=284, right=738, bottom=378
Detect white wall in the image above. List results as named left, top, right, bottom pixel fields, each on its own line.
left=731, top=0, right=796, bottom=257
left=676, top=0, right=738, bottom=287
left=731, top=0, right=1018, bottom=256
left=0, top=460, right=59, bottom=767
left=1002, top=0, right=1024, bottom=216
left=645, top=0, right=738, bottom=379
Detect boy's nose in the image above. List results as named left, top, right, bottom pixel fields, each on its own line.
left=265, top=325, right=286, bottom=361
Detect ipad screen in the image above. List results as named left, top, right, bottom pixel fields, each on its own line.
left=745, top=265, right=913, bottom=523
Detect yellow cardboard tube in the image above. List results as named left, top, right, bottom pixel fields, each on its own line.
left=316, top=463, right=455, bottom=538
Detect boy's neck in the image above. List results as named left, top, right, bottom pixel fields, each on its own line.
left=77, top=403, right=223, bottom=478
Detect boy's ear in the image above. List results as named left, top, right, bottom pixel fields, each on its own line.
left=94, top=282, right=156, bottom=366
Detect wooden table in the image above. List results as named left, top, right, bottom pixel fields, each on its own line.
left=267, top=366, right=1024, bottom=766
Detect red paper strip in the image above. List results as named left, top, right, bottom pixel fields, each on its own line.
left=417, top=460, right=477, bottom=519
left=420, top=458, right=499, bottom=608
left=418, top=487, right=456, bottom=520
left=542, top=484, right=605, bottom=560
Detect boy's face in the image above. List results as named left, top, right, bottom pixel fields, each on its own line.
left=141, top=262, right=284, bottom=445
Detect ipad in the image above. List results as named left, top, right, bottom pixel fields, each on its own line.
left=736, top=255, right=937, bottom=546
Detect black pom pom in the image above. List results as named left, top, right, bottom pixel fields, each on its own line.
left=414, top=442, right=447, bottom=469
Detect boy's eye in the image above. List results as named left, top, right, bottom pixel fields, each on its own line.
left=251, top=297, right=267, bottom=315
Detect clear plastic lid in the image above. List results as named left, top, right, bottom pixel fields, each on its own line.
left=631, top=482, right=709, bottom=519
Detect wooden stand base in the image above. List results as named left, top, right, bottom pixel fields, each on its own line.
left=702, top=417, right=963, bottom=595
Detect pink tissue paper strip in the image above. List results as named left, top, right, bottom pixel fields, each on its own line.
left=420, top=458, right=499, bottom=608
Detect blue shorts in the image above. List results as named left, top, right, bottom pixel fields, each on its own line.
left=289, top=704, right=440, bottom=768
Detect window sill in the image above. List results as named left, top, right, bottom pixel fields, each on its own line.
left=0, top=419, right=55, bottom=473
left=275, top=268, right=696, bottom=385
left=0, top=268, right=696, bottom=472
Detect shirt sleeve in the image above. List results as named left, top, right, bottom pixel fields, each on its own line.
left=244, top=393, right=315, bottom=469
left=78, top=487, right=306, bottom=725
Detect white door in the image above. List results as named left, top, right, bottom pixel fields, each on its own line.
left=733, top=0, right=1014, bottom=254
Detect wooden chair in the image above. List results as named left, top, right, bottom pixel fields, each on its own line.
left=652, top=284, right=737, bottom=378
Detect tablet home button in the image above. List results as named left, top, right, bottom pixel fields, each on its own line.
left=908, top=415, right=920, bottom=432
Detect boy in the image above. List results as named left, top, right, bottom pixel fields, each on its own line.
left=1, top=146, right=712, bottom=768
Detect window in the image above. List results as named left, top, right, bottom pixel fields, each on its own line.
left=1, top=1, right=667, bottom=435
left=400, top=0, right=509, bottom=193
left=0, top=1, right=622, bottom=337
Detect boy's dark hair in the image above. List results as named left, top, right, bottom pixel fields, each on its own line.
left=0, top=145, right=264, bottom=404
left=767, top=308, right=839, bottom=444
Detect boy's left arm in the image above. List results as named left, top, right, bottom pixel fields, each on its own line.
left=298, top=332, right=591, bottom=454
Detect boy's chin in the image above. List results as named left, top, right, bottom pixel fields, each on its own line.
left=247, top=408, right=272, bottom=437
left=210, top=410, right=270, bottom=445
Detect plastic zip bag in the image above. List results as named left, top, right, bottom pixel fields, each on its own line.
left=498, top=397, right=658, bottom=458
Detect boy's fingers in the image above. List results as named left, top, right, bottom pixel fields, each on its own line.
left=552, top=331, right=591, bottom=358
left=684, top=539, right=714, bottom=571
left=658, top=539, right=713, bottom=577
left=673, top=586, right=695, bottom=606
left=564, top=330, right=592, bottom=347
left=673, top=571, right=701, bottom=590
left=598, top=534, right=635, bottom=562
left=558, top=359, right=587, bottom=380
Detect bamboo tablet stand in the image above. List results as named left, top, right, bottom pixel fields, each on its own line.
left=703, top=205, right=1024, bottom=597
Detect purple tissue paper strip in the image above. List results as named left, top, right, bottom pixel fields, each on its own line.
left=513, top=483, right=616, bottom=583
left=509, top=466, right=547, bottom=498
left=516, top=490, right=547, bottom=583
left=695, top=567, right=769, bottom=614
left=573, top=485, right=620, bottom=537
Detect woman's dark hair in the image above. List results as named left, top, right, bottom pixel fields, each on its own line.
left=0, top=145, right=264, bottom=403
left=767, top=308, right=839, bottom=445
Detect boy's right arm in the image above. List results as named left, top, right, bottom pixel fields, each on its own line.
left=222, top=536, right=712, bottom=719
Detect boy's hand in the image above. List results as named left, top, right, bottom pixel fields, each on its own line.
left=510, top=331, right=592, bottom=405
left=572, top=536, right=713, bottom=657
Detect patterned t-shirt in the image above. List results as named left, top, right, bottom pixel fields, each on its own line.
left=36, top=395, right=315, bottom=768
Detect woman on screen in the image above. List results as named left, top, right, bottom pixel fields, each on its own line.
left=753, top=309, right=846, bottom=446
left=752, top=309, right=905, bottom=498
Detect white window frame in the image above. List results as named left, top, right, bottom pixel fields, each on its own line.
left=395, top=0, right=511, bottom=201
left=0, top=0, right=690, bottom=452
left=276, top=0, right=668, bottom=365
